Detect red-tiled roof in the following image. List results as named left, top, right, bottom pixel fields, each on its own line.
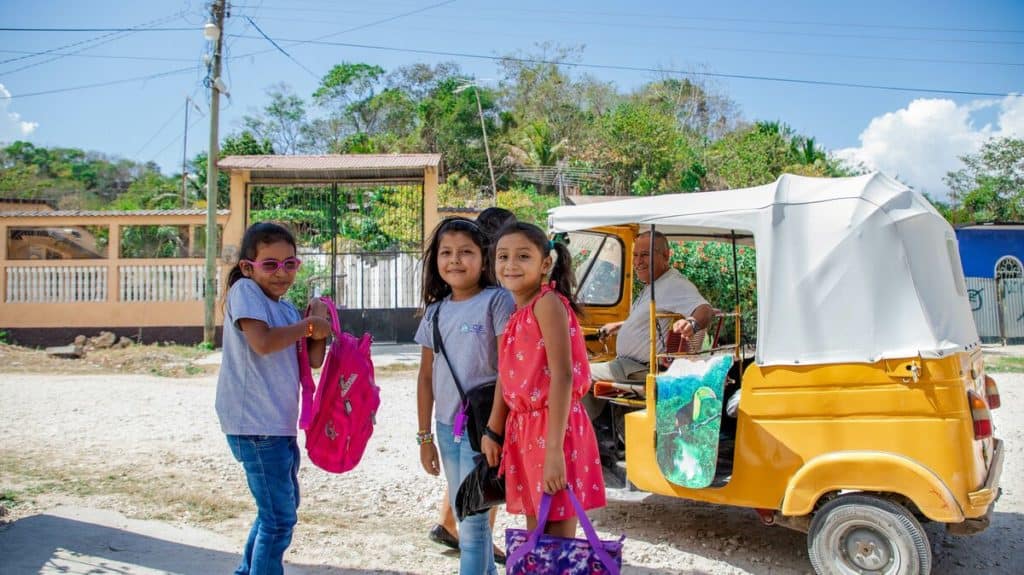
left=218, top=154, right=441, bottom=171
left=0, top=209, right=229, bottom=217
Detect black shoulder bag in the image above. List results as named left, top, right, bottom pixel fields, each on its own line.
left=432, top=302, right=500, bottom=453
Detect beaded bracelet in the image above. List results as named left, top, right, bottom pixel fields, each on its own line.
left=416, top=431, right=434, bottom=445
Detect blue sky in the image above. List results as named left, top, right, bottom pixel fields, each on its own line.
left=1, top=0, right=1021, bottom=200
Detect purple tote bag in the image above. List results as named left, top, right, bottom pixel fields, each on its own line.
left=505, top=487, right=624, bottom=575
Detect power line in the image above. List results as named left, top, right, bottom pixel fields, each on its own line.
left=231, top=0, right=456, bottom=62
left=227, top=34, right=1019, bottom=98
left=0, top=49, right=194, bottom=63
left=0, top=27, right=196, bottom=32
left=492, top=6, right=1024, bottom=35
left=237, top=14, right=1024, bottom=69
left=244, top=16, right=319, bottom=79
left=150, top=112, right=206, bottom=165
left=5, top=65, right=202, bottom=99
left=233, top=5, right=1024, bottom=43
left=290, top=0, right=456, bottom=41
left=0, top=11, right=186, bottom=66
left=0, top=11, right=189, bottom=75
left=134, top=104, right=185, bottom=158
left=417, top=12, right=1024, bottom=47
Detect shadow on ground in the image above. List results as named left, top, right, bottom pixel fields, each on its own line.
left=0, top=512, right=416, bottom=575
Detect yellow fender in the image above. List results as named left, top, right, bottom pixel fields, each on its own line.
left=782, top=451, right=964, bottom=523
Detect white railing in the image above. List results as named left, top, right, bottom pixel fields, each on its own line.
left=337, top=252, right=422, bottom=309
left=6, top=266, right=108, bottom=303
left=120, top=264, right=222, bottom=302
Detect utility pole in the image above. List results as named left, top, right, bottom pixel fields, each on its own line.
left=203, top=0, right=226, bottom=346
left=455, top=81, right=497, bottom=205
left=472, top=87, right=497, bottom=205
left=181, top=96, right=192, bottom=208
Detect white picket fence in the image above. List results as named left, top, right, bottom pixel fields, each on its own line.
left=120, top=264, right=222, bottom=302
left=5, top=266, right=107, bottom=303
left=5, top=264, right=221, bottom=303
left=339, top=252, right=422, bottom=309
left=301, top=251, right=422, bottom=309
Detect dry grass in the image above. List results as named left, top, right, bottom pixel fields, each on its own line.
left=0, top=451, right=248, bottom=525
left=987, top=355, right=1024, bottom=373
left=0, top=342, right=216, bottom=378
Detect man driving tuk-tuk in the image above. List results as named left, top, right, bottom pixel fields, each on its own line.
left=582, top=229, right=716, bottom=484
left=551, top=172, right=1004, bottom=575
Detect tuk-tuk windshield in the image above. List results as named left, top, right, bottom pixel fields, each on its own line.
left=567, top=231, right=625, bottom=306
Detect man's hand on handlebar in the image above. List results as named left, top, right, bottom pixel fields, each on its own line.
left=598, top=321, right=624, bottom=341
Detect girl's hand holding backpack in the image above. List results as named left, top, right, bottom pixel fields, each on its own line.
left=297, top=296, right=381, bottom=474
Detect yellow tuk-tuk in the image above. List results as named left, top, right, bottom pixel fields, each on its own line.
left=550, top=173, right=1003, bottom=575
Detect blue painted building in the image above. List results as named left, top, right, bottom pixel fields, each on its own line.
left=955, top=223, right=1024, bottom=279
left=956, top=223, right=1024, bottom=343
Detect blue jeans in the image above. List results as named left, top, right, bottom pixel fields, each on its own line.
left=436, top=421, right=498, bottom=575
left=227, top=435, right=301, bottom=575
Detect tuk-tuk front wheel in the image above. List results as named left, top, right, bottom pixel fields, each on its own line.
left=807, top=494, right=931, bottom=575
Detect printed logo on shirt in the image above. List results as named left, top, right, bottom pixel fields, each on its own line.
left=459, top=322, right=486, bottom=335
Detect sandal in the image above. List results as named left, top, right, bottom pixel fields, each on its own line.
left=428, top=524, right=460, bottom=551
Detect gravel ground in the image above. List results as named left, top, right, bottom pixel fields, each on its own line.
left=0, top=367, right=1021, bottom=574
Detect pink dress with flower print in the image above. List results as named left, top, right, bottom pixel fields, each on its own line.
left=499, top=284, right=606, bottom=520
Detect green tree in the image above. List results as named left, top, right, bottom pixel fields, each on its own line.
left=705, top=121, right=841, bottom=189
left=192, top=131, right=273, bottom=208
left=497, top=185, right=560, bottom=226
left=670, top=241, right=757, bottom=345
left=635, top=75, right=738, bottom=141
left=418, top=77, right=500, bottom=191
left=497, top=44, right=607, bottom=162
left=313, top=62, right=387, bottom=148
left=596, top=101, right=684, bottom=194
left=243, top=83, right=312, bottom=154
left=111, top=170, right=180, bottom=210
left=944, top=137, right=1024, bottom=223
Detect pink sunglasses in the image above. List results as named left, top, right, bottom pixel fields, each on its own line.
left=242, top=257, right=302, bottom=273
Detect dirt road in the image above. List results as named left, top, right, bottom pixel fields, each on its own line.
left=0, top=369, right=1021, bottom=574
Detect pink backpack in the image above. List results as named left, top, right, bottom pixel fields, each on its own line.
left=298, top=296, right=380, bottom=473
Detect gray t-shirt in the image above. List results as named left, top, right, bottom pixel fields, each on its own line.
left=215, top=278, right=302, bottom=436
left=617, top=268, right=708, bottom=363
left=414, top=287, right=515, bottom=425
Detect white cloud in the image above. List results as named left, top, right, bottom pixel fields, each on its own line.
left=0, top=84, right=39, bottom=141
left=834, top=95, right=1024, bottom=201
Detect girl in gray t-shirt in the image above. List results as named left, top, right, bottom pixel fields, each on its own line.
left=414, top=217, right=514, bottom=575
left=215, top=222, right=332, bottom=575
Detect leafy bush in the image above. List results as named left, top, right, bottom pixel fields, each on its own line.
left=497, top=185, right=560, bottom=226
left=285, top=258, right=328, bottom=309
left=669, top=241, right=757, bottom=345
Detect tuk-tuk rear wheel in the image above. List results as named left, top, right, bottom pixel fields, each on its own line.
left=807, top=494, right=931, bottom=575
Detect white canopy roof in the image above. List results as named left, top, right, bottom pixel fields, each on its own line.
left=549, top=172, right=980, bottom=366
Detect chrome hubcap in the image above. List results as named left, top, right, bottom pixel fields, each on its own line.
left=841, top=527, right=892, bottom=572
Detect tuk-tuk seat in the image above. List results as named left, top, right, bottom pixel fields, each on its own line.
left=660, top=309, right=738, bottom=365
left=592, top=310, right=732, bottom=408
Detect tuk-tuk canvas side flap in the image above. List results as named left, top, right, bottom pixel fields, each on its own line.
left=548, top=172, right=981, bottom=367
left=653, top=355, right=733, bottom=489
left=758, top=195, right=935, bottom=365
left=891, top=212, right=979, bottom=358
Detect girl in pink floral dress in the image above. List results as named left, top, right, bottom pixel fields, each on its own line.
left=481, top=222, right=606, bottom=538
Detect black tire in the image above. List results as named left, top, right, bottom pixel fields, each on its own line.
left=807, top=494, right=932, bottom=575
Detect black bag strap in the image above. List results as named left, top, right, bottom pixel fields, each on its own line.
left=432, top=302, right=468, bottom=403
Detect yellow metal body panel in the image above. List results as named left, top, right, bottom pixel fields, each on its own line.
left=625, top=349, right=999, bottom=522
left=781, top=452, right=962, bottom=522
